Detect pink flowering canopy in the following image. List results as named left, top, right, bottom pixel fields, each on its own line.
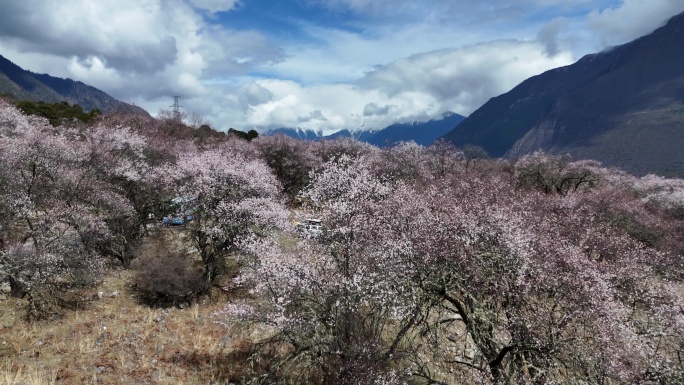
left=0, top=101, right=149, bottom=312
left=162, top=144, right=290, bottom=283
left=216, top=146, right=684, bottom=384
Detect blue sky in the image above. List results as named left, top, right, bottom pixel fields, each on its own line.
left=1, top=0, right=683, bottom=134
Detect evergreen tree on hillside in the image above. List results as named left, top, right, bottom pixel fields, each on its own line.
left=15, top=100, right=100, bottom=126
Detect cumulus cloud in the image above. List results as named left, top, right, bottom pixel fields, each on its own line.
left=0, top=1, right=187, bottom=74
left=0, top=0, right=282, bottom=112
left=587, top=0, right=684, bottom=48
left=360, top=41, right=574, bottom=111
left=237, top=80, right=366, bottom=133
left=232, top=40, right=574, bottom=134
left=240, top=82, right=274, bottom=107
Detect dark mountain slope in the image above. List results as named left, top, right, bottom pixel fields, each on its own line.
left=443, top=11, right=684, bottom=176
left=365, top=112, right=465, bottom=147
left=0, top=54, right=149, bottom=116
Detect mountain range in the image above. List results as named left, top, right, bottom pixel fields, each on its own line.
left=0, top=54, right=149, bottom=116
left=443, top=10, right=684, bottom=177
left=268, top=112, right=465, bottom=147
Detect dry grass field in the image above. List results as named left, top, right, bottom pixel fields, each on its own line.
left=0, top=229, right=262, bottom=385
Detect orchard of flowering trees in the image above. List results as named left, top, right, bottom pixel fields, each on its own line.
left=219, top=146, right=684, bottom=384
left=0, top=100, right=288, bottom=316
left=1, top=99, right=683, bottom=384
left=0, top=100, right=147, bottom=317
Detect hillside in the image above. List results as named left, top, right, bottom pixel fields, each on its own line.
left=443, top=10, right=684, bottom=177
left=268, top=112, right=465, bottom=147
left=0, top=54, right=149, bottom=116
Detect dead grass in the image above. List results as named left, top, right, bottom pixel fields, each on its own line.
left=0, top=228, right=261, bottom=385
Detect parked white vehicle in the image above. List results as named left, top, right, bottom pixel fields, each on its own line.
left=295, top=218, right=324, bottom=237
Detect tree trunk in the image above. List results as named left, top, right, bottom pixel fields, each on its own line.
left=8, top=275, right=27, bottom=298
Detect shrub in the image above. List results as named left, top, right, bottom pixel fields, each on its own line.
left=255, top=134, right=321, bottom=199
left=1, top=237, right=105, bottom=321
left=132, top=247, right=207, bottom=307
left=515, top=151, right=600, bottom=195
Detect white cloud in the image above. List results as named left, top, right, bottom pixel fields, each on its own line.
left=360, top=41, right=574, bottom=112
left=240, top=83, right=275, bottom=106
left=230, top=40, right=574, bottom=134
left=264, top=16, right=538, bottom=88
left=0, top=1, right=185, bottom=73
left=587, top=0, right=684, bottom=48
left=0, top=0, right=282, bottom=109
